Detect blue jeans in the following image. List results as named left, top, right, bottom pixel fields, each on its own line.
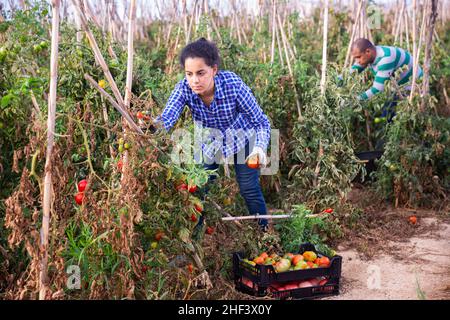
left=198, top=143, right=268, bottom=228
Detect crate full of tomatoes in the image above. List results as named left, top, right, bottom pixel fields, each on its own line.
left=233, top=243, right=342, bottom=299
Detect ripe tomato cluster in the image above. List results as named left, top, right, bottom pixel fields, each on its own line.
left=74, top=179, right=87, bottom=205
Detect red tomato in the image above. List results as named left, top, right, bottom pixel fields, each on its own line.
left=188, top=184, right=198, bottom=193
left=409, top=215, right=417, bottom=224
left=77, top=179, right=87, bottom=192
left=117, top=160, right=123, bottom=172
left=194, top=203, right=203, bottom=213
left=206, top=227, right=214, bottom=235
left=324, top=208, right=333, bottom=214
left=137, top=111, right=144, bottom=119
left=190, top=214, right=198, bottom=222
left=74, top=192, right=84, bottom=205
left=187, top=264, right=194, bottom=273
left=155, top=232, right=165, bottom=241
left=176, top=183, right=188, bottom=191
left=247, top=155, right=260, bottom=169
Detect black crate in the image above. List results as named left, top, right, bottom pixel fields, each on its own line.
left=233, top=243, right=342, bottom=299
left=269, top=278, right=340, bottom=300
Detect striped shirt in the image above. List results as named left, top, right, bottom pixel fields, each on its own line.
left=157, top=70, right=271, bottom=159
left=350, top=45, right=423, bottom=100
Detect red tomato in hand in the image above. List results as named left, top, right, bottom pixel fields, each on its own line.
left=77, top=179, right=87, bottom=192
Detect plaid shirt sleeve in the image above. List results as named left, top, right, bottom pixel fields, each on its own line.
left=236, top=82, right=271, bottom=150
left=157, top=80, right=187, bottom=131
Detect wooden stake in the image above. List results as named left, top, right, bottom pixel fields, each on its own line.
left=320, top=0, right=329, bottom=96
left=39, top=0, right=60, bottom=301
left=72, top=0, right=124, bottom=106
left=421, top=0, right=438, bottom=111
left=409, top=0, right=418, bottom=103
left=344, top=0, right=363, bottom=69
left=84, top=74, right=143, bottom=135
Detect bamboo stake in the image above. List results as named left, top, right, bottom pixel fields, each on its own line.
left=394, top=0, right=405, bottom=44
left=344, top=0, right=363, bottom=69
left=421, top=0, right=438, bottom=111
left=270, top=0, right=276, bottom=65
left=73, top=0, right=124, bottom=106
left=121, top=0, right=136, bottom=186
left=277, top=13, right=292, bottom=76
left=320, top=0, right=329, bottom=96
left=404, top=8, right=410, bottom=52
left=84, top=74, right=143, bottom=135
left=275, top=14, right=284, bottom=67
left=39, top=0, right=60, bottom=301
left=409, top=0, right=418, bottom=103
left=221, top=213, right=330, bottom=221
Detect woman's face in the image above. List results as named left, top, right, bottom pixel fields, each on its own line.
left=184, top=57, right=218, bottom=96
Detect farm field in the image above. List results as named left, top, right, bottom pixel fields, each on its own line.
left=0, top=0, right=449, bottom=301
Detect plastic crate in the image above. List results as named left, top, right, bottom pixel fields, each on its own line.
left=233, top=243, right=342, bottom=299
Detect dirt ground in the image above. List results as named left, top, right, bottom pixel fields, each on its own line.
left=229, top=186, right=450, bottom=300
left=326, top=216, right=450, bottom=300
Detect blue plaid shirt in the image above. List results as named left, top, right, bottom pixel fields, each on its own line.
left=157, top=71, right=271, bottom=159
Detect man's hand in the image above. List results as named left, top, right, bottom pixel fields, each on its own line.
left=245, top=146, right=268, bottom=168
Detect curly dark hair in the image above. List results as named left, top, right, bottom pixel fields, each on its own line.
left=179, top=37, right=220, bottom=68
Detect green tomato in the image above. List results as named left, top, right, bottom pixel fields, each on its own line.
left=124, top=142, right=131, bottom=149
left=389, top=164, right=397, bottom=172
left=0, top=47, right=7, bottom=60
left=39, top=41, right=49, bottom=49
left=374, top=117, right=381, bottom=124
left=118, top=145, right=124, bottom=153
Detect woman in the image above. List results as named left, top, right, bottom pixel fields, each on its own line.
left=155, top=38, right=271, bottom=232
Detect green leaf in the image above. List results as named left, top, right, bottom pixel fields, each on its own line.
left=1, top=94, right=13, bottom=108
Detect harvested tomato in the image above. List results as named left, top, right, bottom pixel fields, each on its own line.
left=190, top=214, right=198, bottom=222
left=318, top=256, right=330, bottom=267
left=77, top=179, right=87, bottom=192
left=206, top=227, right=214, bottom=235
left=259, top=252, right=269, bottom=260
left=155, top=232, right=165, bottom=241
left=247, top=155, right=260, bottom=169
left=74, top=192, right=84, bottom=205
left=409, top=215, right=417, bottom=225
left=253, top=256, right=265, bottom=265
